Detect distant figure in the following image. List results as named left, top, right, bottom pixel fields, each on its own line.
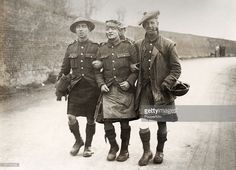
left=57, top=17, right=100, bottom=157
left=119, top=22, right=134, bottom=44
left=215, top=45, right=220, bottom=57
left=133, top=11, right=182, bottom=166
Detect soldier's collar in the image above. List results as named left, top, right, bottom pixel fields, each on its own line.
left=145, top=31, right=159, bottom=43
left=120, top=35, right=126, bottom=41
left=77, top=38, right=90, bottom=45
left=107, top=37, right=121, bottom=47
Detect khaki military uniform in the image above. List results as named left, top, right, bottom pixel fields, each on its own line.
left=59, top=39, right=100, bottom=118
left=135, top=34, right=181, bottom=121
left=95, top=39, right=138, bottom=122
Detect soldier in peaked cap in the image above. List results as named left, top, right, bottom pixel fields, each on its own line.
left=94, top=19, right=138, bottom=162
left=57, top=17, right=100, bottom=158
left=131, top=11, right=182, bottom=166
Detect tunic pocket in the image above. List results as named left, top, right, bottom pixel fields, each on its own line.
left=84, top=53, right=96, bottom=69
left=85, top=53, right=96, bottom=59
left=68, top=53, right=78, bottom=68
left=100, top=54, right=109, bottom=69
left=116, top=53, right=130, bottom=67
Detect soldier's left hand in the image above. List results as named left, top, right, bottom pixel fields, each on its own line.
left=92, top=60, right=103, bottom=69
left=119, top=81, right=130, bottom=91
left=64, top=95, right=68, bottom=101
left=130, top=63, right=140, bottom=72
left=160, top=82, right=170, bottom=92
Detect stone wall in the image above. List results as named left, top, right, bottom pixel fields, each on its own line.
left=1, top=0, right=236, bottom=88
left=1, top=0, right=75, bottom=87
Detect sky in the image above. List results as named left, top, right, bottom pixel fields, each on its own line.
left=70, top=0, right=236, bottom=41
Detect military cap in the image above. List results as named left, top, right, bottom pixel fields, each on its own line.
left=105, top=20, right=122, bottom=29
left=70, top=16, right=95, bottom=33
left=119, top=22, right=128, bottom=29
left=138, top=11, right=160, bottom=26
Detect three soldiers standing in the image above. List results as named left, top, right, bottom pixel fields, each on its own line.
left=57, top=10, right=182, bottom=166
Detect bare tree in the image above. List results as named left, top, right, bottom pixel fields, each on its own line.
left=116, top=7, right=126, bottom=22
left=84, top=0, right=95, bottom=18
left=66, top=0, right=109, bottom=18
left=45, top=0, right=69, bottom=15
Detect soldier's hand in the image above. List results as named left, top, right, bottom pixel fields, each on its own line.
left=56, top=95, right=67, bottom=101
left=64, top=95, right=68, bottom=101
left=101, top=84, right=109, bottom=93
left=92, top=60, right=103, bottom=69
left=119, top=81, right=130, bottom=91
left=56, top=96, right=62, bottom=101
left=160, top=82, right=170, bottom=92
left=130, top=63, right=140, bottom=72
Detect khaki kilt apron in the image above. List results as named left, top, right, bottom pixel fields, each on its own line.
left=95, top=85, right=137, bottom=123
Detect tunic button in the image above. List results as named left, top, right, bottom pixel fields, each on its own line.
left=90, top=56, right=93, bottom=58
left=111, top=46, right=114, bottom=48
left=113, top=68, right=116, bottom=70
left=82, top=74, right=84, bottom=76
left=150, top=43, right=153, bottom=46
left=149, top=51, right=152, bottom=53
left=81, top=53, right=83, bottom=55
left=81, top=60, right=83, bottom=62
left=81, top=67, right=83, bottom=69
left=112, top=60, right=115, bottom=63
left=149, top=67, right=151, bottom=70
left=111, top=53, right=114, bottom=56
left=114, top=76, right=116, bottom=78
left=148, top=59, right=151, bottom=62
left=81, top=46, right=84, bottom=49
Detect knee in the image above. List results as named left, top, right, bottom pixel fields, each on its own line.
left=158, top=122, right=167, bottom=134
left=68, top=114, right=77, bottom=124
left=104, top=122, right=114, bottom=131
left=120, top=121, right=130, bottom=129
left=87, top=118, right=95, bottom=125
left=139, top=121, right=150, bottom=130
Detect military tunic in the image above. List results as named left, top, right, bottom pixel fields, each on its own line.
left=95, top=39, right=138, bottom=122
left=135, top=34, right=181, bottom=121
left=59, top=39, right=100, bottom=118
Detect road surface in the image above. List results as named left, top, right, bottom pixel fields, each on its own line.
left=1, top=57, right=236, bottom=170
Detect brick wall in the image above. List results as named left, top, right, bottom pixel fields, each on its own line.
left=1, top=0, right=236, bottom=88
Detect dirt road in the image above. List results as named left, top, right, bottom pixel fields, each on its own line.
left=1, top=57, right=236, bottom=170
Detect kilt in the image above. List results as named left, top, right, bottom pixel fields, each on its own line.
left=67, top=78, right=100, bottom=118
left=139, top=82, right=178, bottom=122
left=95, top=85, right=138, bottom=123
